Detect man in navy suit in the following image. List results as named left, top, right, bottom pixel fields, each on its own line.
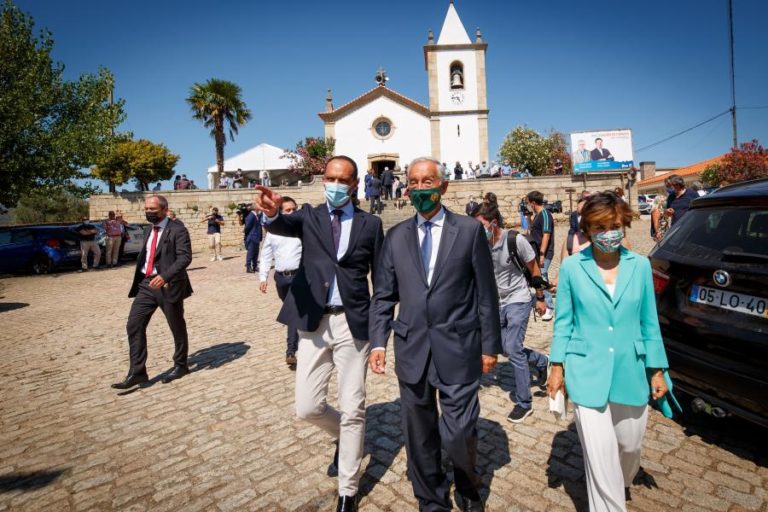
left=254, top=156, right=383, bottom=512
left=243, top=207, right=263, bottom=273
left=590, top=138, right=614, bottom=161
left=369, top=157, right=501, bottom=512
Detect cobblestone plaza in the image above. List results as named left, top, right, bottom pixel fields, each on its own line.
left=1, top=219, right=766, bottom=511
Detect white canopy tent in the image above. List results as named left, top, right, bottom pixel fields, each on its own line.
left=206, top=143, right=300, bottom=188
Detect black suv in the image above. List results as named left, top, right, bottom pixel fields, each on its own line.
left=649, top=178, right=768, bottom=428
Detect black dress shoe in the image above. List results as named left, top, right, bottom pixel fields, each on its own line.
left=336, top=495, right=357, bottom=512
left=161, top=365, right=189, bottom=384
left=111, top=373, right=148, bottom=389
left=327, top=440, right=339, bottom=477
left=454, top=491, right=484, bottom=512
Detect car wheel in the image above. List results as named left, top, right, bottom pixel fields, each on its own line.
left=31, top=254, right=52, bottom=274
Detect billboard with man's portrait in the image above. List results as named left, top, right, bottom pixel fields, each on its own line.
left=570, top=129, right=633, bottom=174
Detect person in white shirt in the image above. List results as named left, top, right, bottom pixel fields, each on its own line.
left=259, top=197, right=303, bottom=367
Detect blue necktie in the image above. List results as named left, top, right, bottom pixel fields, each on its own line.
left=421, top=221, right=432, bottom=280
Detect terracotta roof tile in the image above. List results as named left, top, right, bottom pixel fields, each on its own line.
left=638, top=154, right=726, bottom=186
left=318, top=85, right=429, bottom=122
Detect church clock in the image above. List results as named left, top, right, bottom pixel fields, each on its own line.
left=450, top=91, right=464, bottom=105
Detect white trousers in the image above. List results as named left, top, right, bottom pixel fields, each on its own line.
left=573, top=402, right=648, bottom=512
left=295, top=314, right=370, bottom=496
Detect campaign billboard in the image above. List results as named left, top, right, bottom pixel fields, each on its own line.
left=570, top=129, right=633, bottom=174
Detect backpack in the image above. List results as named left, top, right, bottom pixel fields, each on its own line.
left=505, top=229, right=534, bottom=287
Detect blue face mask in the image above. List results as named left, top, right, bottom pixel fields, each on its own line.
left=592, top=229, right=624, bottom=253
left=324, top=182, right=350, bottom=208
left=666, top=187, right=675, bottom=194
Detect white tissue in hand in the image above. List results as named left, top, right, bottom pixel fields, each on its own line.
left=549, top=390, right=568, bottom=420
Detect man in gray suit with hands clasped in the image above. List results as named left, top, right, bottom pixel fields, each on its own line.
left=369, top=157, right=501, bottom=512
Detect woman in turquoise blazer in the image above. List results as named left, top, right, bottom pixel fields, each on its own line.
left=548, top=192, right=670, bottom=512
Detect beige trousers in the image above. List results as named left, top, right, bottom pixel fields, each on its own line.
left=80, top=240, right=101, bottom=270
left=295, top=314, right=370, bottom=496
left=573, top=403, right=648, bottom=512
left=208, top=233, right=221, bottom=257
left=105, top=235, right=121, bottom=265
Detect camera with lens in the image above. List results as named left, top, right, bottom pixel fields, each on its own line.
left=235, top=203, right=252, bottom=225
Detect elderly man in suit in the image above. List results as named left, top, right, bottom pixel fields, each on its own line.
left=112, top=195, right=193, bottom=389
left=255, top=156, right=383, bottom=512
left=369, top=157, right=501, bottom=512
left=572, top=139, right=591, bottom=164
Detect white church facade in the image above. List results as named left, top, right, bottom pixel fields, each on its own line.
left=319, top=2, right=489, bottom=178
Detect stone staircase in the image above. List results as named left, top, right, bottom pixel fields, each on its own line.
left=371, top=200, right=416, bottom=231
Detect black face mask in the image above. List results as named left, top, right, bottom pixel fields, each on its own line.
left=145, top=212, right=162, bottom=224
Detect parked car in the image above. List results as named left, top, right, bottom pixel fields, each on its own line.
left=649, top=178, right=768, bottom=428
left=122, top=223, right=147, bottom=258
left=637, top=199, right=652, bottom=215
left=544, top=200, right=563, bottom=214
left=0, top=226, right=82, bottom=274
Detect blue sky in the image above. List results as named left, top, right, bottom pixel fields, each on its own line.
left=16, top=0, right=768, bottom=190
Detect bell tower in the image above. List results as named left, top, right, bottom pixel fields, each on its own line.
left=425, top=1, right=489, bottom=167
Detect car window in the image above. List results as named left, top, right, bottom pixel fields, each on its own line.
left=659, top=206, right=768, bottom=261
left=0, top=231, right=11, bottom=245
left=11, top=230, right=34, bottom=243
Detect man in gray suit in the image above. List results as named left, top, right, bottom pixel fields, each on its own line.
left=369, top=157, right=502, bottom=512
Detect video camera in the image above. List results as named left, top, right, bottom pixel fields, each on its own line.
left=234, top=203, right=253, bottom=225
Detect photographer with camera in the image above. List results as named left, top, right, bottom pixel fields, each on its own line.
left=201, top=207, right=225, bottom=262
left=472, top=201, right=551, bottom=424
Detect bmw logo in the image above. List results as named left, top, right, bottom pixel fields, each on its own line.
left=713, top=270, right=731, bottom=288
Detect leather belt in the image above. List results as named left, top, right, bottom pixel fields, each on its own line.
left=277, top=269, right=299, bottom=277
left=324, top=305, right=344, bottom=315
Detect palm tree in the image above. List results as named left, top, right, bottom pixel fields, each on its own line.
left=186, top=79, right=252, bottom=181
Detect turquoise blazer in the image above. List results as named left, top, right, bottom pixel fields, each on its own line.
left=550, top=247, right=669, bottom=408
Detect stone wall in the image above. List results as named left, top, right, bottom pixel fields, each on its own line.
left=89, top=172, right=624, bottom=252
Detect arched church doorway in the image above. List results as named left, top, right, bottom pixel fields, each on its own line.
left=367, top=153, right=399, bottom=177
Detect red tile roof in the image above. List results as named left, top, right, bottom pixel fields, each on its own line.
left=638, top=154, right=725, bottom=186
left=318, top=85, right=430, bottom=122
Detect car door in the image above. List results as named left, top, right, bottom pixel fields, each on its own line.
left=0, top=229, right=36, bottom=272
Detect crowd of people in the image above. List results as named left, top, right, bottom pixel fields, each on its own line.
left=107, top=155, right=685, bottom=512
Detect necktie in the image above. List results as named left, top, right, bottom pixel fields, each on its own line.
left=331, top=209, right=343, bottom=254
left=421, top=221, right=433, bottom=280
left=145, top=226, right=160, bottom=276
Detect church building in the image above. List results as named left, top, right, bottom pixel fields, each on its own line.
left=319, top=2, right=489, bottom=179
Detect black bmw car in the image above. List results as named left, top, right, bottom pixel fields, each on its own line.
left=649, top=178, right=768, bottom=428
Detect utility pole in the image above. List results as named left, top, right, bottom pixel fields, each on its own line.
left=728, top=0, right=737, bottom=148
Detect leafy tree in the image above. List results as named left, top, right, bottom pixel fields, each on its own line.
left=700, top=164, right=721, bottom=188
left=0, top=0, right=125, bottom=206
left=13, top=188, right=88, bottom=224
left=498, top=126, right=571, bottom=176
left=91, top=139, right=179, bottom=191
left=186, top=79, right=251, bottom=179
left=714, top=139, right=768, bottom=186
left=283, top=137, right=336, bottom=177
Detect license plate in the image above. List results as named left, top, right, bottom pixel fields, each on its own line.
left=690, top=285, right=768, bottom=319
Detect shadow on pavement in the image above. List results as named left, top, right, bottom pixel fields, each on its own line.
left=546, top=425, right=588, bottom=512
left=475, top=417, right=511, bottom=502
left=116, top=342, right=250, bottom=396
left=0, top=469, right=67, bottom=493
left=359, top=400, right=403, bottom=499
left=0, top=302, right=29, bottom=313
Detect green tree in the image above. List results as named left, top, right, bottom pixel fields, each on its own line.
left=186, top=79, right=251, bottom=180
left=700, top=164, right=721, bottom=188
left=0, top=0, right=125, bottom=206
left=92, top=139, right=179, bottom=191
left=498, top=126, right=573, bottom=176
left=13, top=188, right=88, bottom=224
left=283, top=137, right=336, bottom=177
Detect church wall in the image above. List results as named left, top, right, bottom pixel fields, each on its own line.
left=334, top=96, right=430, bottom=192
left=439, top=113, right=481, bottom=169
left=436, top=50, right=478, bottom=111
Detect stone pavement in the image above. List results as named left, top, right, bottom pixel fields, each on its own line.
left=0, top=218, right=766, bottom=511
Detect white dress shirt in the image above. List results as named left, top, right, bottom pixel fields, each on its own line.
left=259, top=232, right=303, bottom=282
left=327, top=201, right=354, bottom=306
left=141, top=216, right=170, bottom=275
left=416, top=207, right=445, bottom=286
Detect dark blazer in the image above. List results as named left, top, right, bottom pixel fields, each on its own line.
left=569, top=211, right=580, bottom=234
left=369, top=176, right=382, bottom=196
left=369, top=208, right=502, bottom=385
left=590, top=148, right=614, bottom=161
left=266, top=203, right=384, bottom=340
left=129, top=219, right=193, bottom=302
left=381, top=169, right=394, bottom=186
left=464, top=200, right=478, bottom=216
left=244, top=211, right=263, bottom=242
